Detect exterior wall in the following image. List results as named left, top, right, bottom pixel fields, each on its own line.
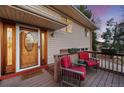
left=0, top=6, right=93, bottom=74
left=47, top=22, right=92, bottom=64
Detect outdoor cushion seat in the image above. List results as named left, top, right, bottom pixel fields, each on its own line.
left=61, top=55, right=72, bottom=68
left=85, top=59, right=99, bottom=67
left=78, top=52, right=99, bottom=71
left=60, top=55, right=86, bottom=80
left=70, top=66, right=86, bottom=80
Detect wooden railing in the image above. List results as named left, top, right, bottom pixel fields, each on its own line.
left=86, top=51, right=124, bottom=74
left=60, top=67, right=83, bottom=86
left=54, top=51, right=124, bottom=82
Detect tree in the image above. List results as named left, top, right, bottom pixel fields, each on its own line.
left=102, top=18, right=117, bottom=49
left=101, top=18, right=124, bottom=53
left=115, top=23, right=124, bottom=53
left=77, top=5, right=98, bottom=51
left=92, top=32, right=98, bottom=51
left=77, top=5, right=92, bottom=19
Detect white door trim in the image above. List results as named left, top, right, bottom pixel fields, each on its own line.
left=16, top=24, right=40, bottom=72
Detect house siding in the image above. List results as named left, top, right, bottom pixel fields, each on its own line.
left=47, top=22, right=92, bottom=64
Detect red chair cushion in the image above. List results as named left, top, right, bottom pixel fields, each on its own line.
left=79, top=52, right=99, bottom=67
left=70, top=66, right=86, bottom=80
left=78, top=52, right=89, bottom=60
left=86, top=59, right=99, bottom=67
left=61, top=56, right=72, bottom=68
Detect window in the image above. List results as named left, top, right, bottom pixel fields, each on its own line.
left=7, top=27, right=13, bottom=65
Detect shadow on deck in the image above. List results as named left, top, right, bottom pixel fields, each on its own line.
left=0, top=68, right=124, bottom=87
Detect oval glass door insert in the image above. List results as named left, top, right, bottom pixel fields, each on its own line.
left=24, top=32, right=34, bottom=52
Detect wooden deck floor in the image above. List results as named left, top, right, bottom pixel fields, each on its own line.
left=0, top=68, right=124, bottom=87
left=0, top=69, right=57, bottom=87
left=81, top=69, right=124, bottom=87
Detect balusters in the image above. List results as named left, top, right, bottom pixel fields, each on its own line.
left=108, top=55, right=111, bottom=70
left=116, top=56, right=118, bottom=72
left=121, top=56, right=123, bottom=73
left=105, top=54, right=107, bottom=69
left=101, top=54, right=103, bottom=68
left=78, top=75, right=81, bottom=87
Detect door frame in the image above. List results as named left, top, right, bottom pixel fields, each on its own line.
left=1, top=23, right=16, bottom=75
left=16, top=24, right=42, bottom=72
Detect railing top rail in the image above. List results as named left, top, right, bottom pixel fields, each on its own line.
left=86, top=51, right=124, bottom=56
left=54, top=51, right=124, bottom=57
left=54, top=53, right=76, bottom=58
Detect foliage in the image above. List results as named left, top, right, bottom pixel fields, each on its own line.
left=92, top=32, right=98, bottom=51
left=102, top=18, right=117, bottom=49
left=115, top=24, right=124, bottom=53
left=77, top=5, right=92, bottom=19
left=102, top=18, right=124, bottom=53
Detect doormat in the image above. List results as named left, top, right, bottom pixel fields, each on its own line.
left=21, top=69, right=43, bottom=80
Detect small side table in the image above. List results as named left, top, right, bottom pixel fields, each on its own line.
left=74, top=60, right=87, bottom=67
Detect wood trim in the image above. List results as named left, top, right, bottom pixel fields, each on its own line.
left=1, top=23, right=16, bottom=75
left=44, top=31, right=48, bottom=65
left=40, top=30, right=48, bottom=65
left=0, top=22, right=3, bottom=76
left=1, top=22, right=4, bottom=75
left=20, top=27, right=38, bottom=32
left=13, top=24, right=16, bottom=73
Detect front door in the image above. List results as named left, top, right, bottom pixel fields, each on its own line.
left=20, top=27, right=38, bottom=69
left=3, top=24, right=16, bottom=74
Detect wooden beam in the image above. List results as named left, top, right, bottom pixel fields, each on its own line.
left=0, top=21, right=3, bottom=77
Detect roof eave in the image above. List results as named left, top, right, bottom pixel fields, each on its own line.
left=70, top=6, right=97, bottom=30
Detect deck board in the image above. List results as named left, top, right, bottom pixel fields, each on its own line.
left=0, top=69, right=124, bottom=87
left=90, top=70, right=104, bottom=87
left=104, top=72, right=114, bottom=87
left=111, top=73, right=119, bottom=87
left=83, top=69, right=101, bottom=87
left=98, top=71, right=109, bottom=87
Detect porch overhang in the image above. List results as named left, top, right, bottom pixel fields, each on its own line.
left=0, top=5, right=67, bottom=30
left=50, top=5, right=97, bottom=30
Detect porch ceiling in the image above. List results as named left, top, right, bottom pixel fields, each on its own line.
left=0, top=5, right=67, bottom=30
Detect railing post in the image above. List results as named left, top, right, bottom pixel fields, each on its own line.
left=54, top=55, right=60, bottom=82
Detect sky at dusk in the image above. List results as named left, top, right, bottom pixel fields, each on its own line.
left=87, top=5, right=124, bottom=42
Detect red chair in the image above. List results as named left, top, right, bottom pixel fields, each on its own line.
left=78, top=52, right=99, bottom=72
left=60, top=55, right=86, bottom=86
